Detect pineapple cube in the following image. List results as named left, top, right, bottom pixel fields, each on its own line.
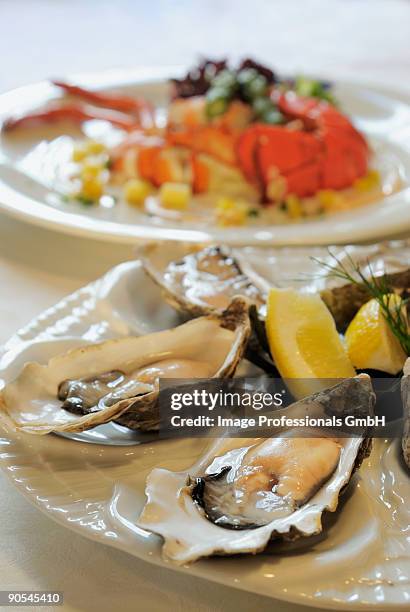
left=123, top=179, right=152, bottom=206
left=85, top=140, right=106, bottom=156
left=317, top=189, right=344, bottom=211
left=81, top=162, right=103, bottom=180
left=354, top=170, right=380, bottom=192
left=159, top=182, right=191, bottom=210
left=215, top=197, right=249, bottom=226
left=72, top=140, right=106, bottom=163
left=285, top=194, right=302, bottom=219
left=80, top=177, right=104, bottom=201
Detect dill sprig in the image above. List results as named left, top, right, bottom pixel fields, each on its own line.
left=312, top=249, right=410, bottom=356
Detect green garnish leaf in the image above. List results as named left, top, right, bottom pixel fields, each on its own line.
left=206, top=86, right=231, bottom=118
left=212, top=69, right=238, bottom=93
left=76, top=195, right=96, bottom=206
left=295, top=76, right=336, bottom=105
left=261, top=109, right=284, bottom=125
left=252, top=96, right=273, bottom=117
left=247, top=208, right=260, bottom=217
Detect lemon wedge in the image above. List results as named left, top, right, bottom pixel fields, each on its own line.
left=266, top=288, right=355, bottom=398
left=345, top=294, right=407, bottom=374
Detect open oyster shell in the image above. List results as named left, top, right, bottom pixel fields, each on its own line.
left=139, top=241, right=274, bottom=371
left=401, top=358, right=410, bottom=468
left=139, top=241, right=269, bottom=318
left=138, top=375, right=375, bottom=564
left=0, top=297, right=251, bottom=434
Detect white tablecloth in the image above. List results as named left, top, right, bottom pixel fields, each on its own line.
left=0, top=1, right=409, bottom=610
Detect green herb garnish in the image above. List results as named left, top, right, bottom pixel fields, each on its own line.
left=295, top=76, right=336, bottom=105
left=247, top=208, right=260, bottom=217
left=76, top=195, right=95, bottom=206
left=313, top=249, right=410, bottom=355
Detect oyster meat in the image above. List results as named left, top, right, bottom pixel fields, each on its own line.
left=0, top=297, right=250, bottom=434
left=138, top=375, right=375, bottom=563
left=193, top=435, right=342, bottom=528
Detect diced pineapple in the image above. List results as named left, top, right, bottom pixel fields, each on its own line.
left=317, top=189, right=344, bottom=210
left=353, top=170, right=380, bottom=192
left=72, top=144, right=88, bottom=163
left=123, top=179, right=152, bottom=206
left=285, top=194, right=302, bottom=219
left=80, top=177, right=104, bottom=201
left=215, top=197, right=249, bottom=226
left=81, top=162, right=103, bottom=180
left=159, top=182, right=191, bottom=210
left=72, top=140, right=106, bottom=163
left=85, top=140, right=106, bottom=156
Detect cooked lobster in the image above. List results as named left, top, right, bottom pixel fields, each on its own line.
left=2, top=71, right=369, bottom=205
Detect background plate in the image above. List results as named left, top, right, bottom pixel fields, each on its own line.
left=0, top=69, right=409, bottom=246
left=0, top=246, right=409, bottom=610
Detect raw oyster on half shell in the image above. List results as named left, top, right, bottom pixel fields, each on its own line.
left=0, top=297, right=251, bottom=434
left=139, top=241, right=274, bottom=370
left=138, top=375, right=375, bottom=564
left=139, top=242, right=269, bottom=318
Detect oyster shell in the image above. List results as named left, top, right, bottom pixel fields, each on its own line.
left=0, top=297, right=251, bottom=434
left=138, top=375, right=375, bottom=564
left=401, top=358, right=410, bottom=469
left=139, top=242, right=269, bottom=318
left=139, top=242, right=274, bottom=371
left=321, top=268, right=410, bottom=332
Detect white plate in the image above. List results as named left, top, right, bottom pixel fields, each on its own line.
left=0, top=68, right=410, bottom=246
left=0, top=245, right=409, bottom=610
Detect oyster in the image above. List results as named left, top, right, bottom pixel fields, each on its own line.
left=0, top=297, right=250, bottom=434
left=139, top=242, right=274, bottom=371
left=321, top=268, right=410, bottom=332
left=401, top=358, right=410, bottom=469
left=138, top=375, right=375, bottom=563
left=139, top=242, right=269, bottom=318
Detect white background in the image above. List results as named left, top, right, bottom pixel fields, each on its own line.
left=0, top=1, right=409, bottom=610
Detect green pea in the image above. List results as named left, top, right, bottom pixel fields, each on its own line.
left=252, top=97, right=274, bottom=117
left=237, top=68, right=259, bottom=86
left=295, top=76, right=336, bottom=104
left=206, top=87, right=230, bottom=118
left=212, top=69, right=238, bottom=93
left=296, top=77, right=317, bottom=97
left=245, top=74, right=268, bottom=99
left=261, top=109, right=284, bottom=125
